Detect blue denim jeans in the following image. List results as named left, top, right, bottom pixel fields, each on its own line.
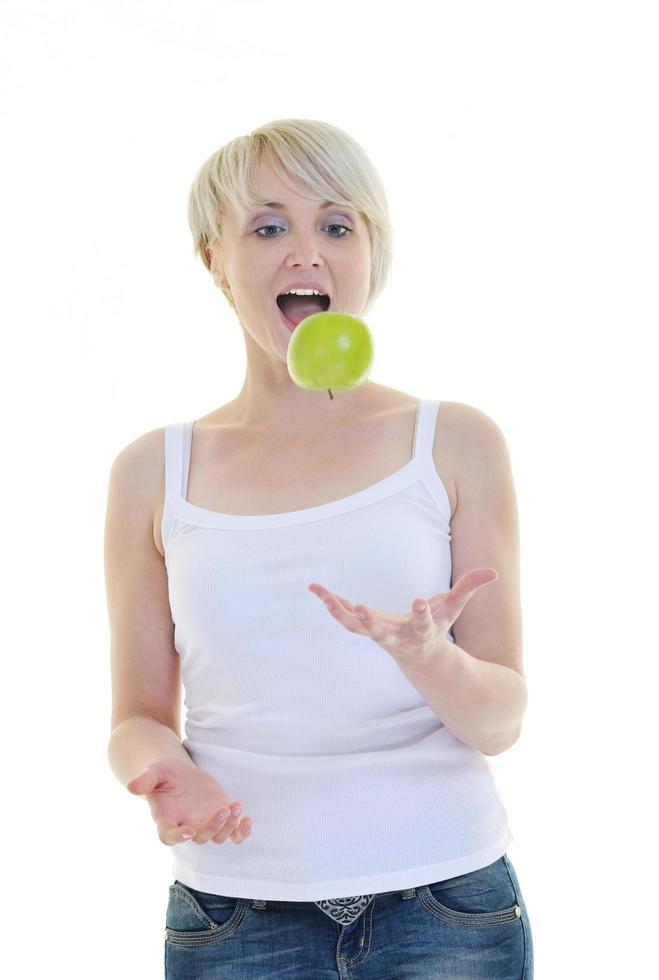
left=164, top=853, right=534, bottom=978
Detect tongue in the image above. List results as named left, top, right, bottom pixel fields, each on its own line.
left=279, top=293, right=325, bottom=325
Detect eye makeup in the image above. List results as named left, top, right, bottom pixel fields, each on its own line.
left=247, top=202, right=356, bottom=225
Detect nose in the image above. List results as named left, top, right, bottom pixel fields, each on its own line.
left=285, top=231, right=325, bottom=267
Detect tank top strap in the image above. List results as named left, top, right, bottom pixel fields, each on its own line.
left=180, top=420, right=194, bottom=500
left=412, top=399, right=441, bottom=466
left=161, top=420, right=194, bottom=550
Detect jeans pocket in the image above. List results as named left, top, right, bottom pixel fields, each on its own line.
left=164, top=880, right=247, bottom=947
left=419, top=856, right=523, bottom=927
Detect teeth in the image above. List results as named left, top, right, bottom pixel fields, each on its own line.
left=281, top=288, right=326, bottom=296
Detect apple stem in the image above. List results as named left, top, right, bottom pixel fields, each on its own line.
left=328, top=388, right=334, bottom=400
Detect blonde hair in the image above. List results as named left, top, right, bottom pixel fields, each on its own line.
left=186, top=118, right=393, bottom=316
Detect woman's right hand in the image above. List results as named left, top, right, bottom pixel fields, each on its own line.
left=127, top=758, right=253, bottom=847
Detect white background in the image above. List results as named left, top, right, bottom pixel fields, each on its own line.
left=2, top=1, right=657, bottom=976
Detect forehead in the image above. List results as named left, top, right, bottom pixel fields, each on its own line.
left=244, top=156, right=354, bottom=212
left=250, top=157, right=314, bottom=202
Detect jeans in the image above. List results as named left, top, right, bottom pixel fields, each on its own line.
left=164, top=852, right=534, bottom=978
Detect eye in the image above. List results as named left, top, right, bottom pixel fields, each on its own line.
left=325, top=223, right=352, bottom=238
left=254, top=223, right=352, bottom=239
left=255, top=224, right=283, bottom=238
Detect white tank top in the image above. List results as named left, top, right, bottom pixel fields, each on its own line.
left=161, top=399, right=513, bottom=902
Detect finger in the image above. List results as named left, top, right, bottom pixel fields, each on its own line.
left=322, top=595, right=367, bottom=633
left=127, top=768, right=159, bottom=797
left=211, top=814, right=250, bottom=845
left=354, top=604, right=371, bottom=624
left=180, top=806, right=231, bottom=846
left=206, top=803, right=243, bottom=844
left=311, top=584, right=376, bottom=619
left=317, top=588, right=401, bottom=642
left=161, top=824, right=198, bottom=847
left=352, top=604, right=404, bottom=644
left=199, top=808, right=232, bottom=843
left=429, top=569, right=497, bottom=622
left=412, top=599, right=436, bottom=634
left=310, top=584, right=357, bottom=614
left=449, top=570, right=497, bottom=620
left=313, top=586, right=399, bottom=638
left=453, top=568, right=498, bottom=599
left=228, top=817, right=253, bottom=845
left=330, top=592, right=359, bottom=612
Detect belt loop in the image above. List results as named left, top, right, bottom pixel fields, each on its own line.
left=250, top=898, right=266, bottom=909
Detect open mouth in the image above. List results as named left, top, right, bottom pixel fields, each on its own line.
left=276, top=291, right=331, bottom=329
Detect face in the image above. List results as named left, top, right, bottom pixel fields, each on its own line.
left=210, top=156, right=372, bottom=352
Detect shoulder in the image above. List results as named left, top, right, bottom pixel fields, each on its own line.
left=433, top=401, right=513, bottom=507
left=108, top=426, right=167, bottom=514
left=107, top=427, right=169, bottom=554
left=436, top=400, right=509, bottom=457
left=437, top=399, right=506, bottom=441
left=110, top=425, right=165, bottom=481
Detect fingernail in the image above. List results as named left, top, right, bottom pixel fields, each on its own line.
left=230, top=804, right=242, bottom=817
left=415, top=601, right=426, bottom=611
left=182, top=831, right=194, bottom=839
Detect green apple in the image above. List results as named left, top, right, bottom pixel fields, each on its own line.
left=286, top=311, right=374, bottom=400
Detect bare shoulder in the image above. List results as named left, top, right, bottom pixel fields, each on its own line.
left=433, top=401, right=510, bottom=516
left=109, top=426, right=166, bottom=543
left=110, top=426, right=165, bottom=491
left=438, top=400, right=507, bottom=448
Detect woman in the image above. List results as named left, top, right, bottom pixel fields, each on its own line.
left=105, top=118, right=534, bottom=978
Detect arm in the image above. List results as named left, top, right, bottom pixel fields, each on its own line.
left=413, top=402, right=528, bottom=755
left=104, top=429, right=197, bottom=788
left=104, top=431, right=253, bottom=846
left=107, top=713, right=196, bottom=789
left=392, top=638, right=528, bottom=756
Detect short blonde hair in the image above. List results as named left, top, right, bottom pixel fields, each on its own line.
left=187, top=118, right=393, bottom=316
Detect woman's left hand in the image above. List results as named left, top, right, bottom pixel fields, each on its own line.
left=308, top=567, right=498, bottom=664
